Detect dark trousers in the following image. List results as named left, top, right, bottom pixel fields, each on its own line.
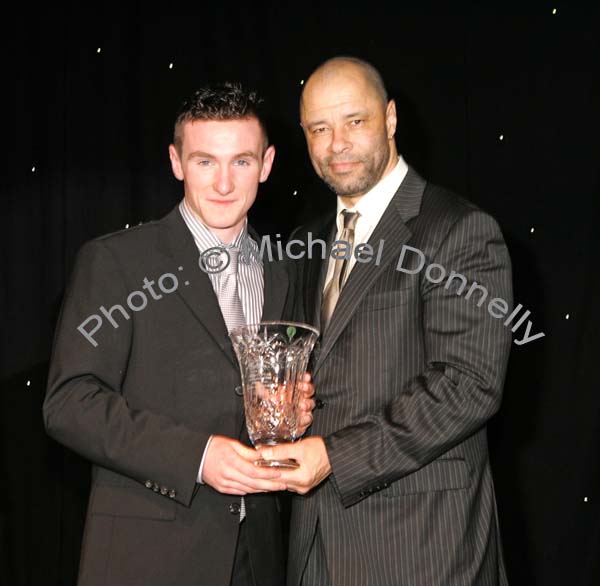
left=230, top=521, right=256, bottom=586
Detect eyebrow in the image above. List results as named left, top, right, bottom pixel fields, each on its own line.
left=234, top=151, right=260, bottom=159
left=305, top=110, right=370, bottom=128
left=187, top=150, right=259, bottom=160
left=344, top=111, right=368, bottom=120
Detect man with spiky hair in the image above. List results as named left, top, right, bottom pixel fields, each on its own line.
left=44, top=82, right=314, bottom=586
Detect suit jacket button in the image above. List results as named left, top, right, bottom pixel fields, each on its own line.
left=145, top=480, right=153, bottom=489
left=229, top=503, right=241, bottom=515
left=160, top=486, right=168, bottom=495
left=168, top=489, right=176, bottom=499
left=234, top=385, right=243, bottom=396
left=315, top=399, right=326, bottom=409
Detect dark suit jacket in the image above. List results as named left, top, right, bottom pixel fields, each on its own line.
left=288, top=168, right=512, bottom=585
left=44, top=205, right=290, bottom=586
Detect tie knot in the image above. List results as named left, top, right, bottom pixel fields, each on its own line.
left=224, top=247, right=239, bottom=274
left=342, top=210, right=360, bottom=231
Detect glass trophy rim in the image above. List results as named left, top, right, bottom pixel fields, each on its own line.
left=229, top=320, right=320, bottom=338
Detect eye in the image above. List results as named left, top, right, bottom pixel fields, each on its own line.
left=196, top=159, right=213, bottom=166
left=349, top=119, right=364, bottom=127
left=312, top=126, right=328, bottom=135
left=234, top=159, right=251, bottom=166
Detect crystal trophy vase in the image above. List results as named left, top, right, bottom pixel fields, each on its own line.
left=229, top=321, right=319, bottom=468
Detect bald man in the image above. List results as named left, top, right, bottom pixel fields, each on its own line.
left=261, top=57, right=512, bottom=585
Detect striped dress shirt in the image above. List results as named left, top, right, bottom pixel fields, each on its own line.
left=178, top=198, right=264, bottom=485
left=179, top=199, right=264, bottom=324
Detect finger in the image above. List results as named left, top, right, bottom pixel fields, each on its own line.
left=300, top=413, right=313, bottom=427
left=255, top=381, right=269, bottom=399
left=213, top=484, right=247, bottom=495
left=231, top=442, right=267, bottom=461
left=303, top=372, right=312, bottom=383
left=299, top=409, right=313, bottom=421
left=220, top=461, right=286, bottom=490
left=284, top=484, right=310, bottom=495
left=216, top=477, right=266, bottom=494
left=225, top=476, right=287, bottom=493
left=259, top=445, right=297, bottom=461
left=300, top=399, right=316, bottom=413
left=233, top=458, right=284, bottom=480
left=280, top=475, right=311, bottom=494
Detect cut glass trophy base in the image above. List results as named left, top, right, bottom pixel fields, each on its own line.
left=254, top=458, right=300, bottom=469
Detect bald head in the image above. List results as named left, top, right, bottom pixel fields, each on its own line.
left=299, top=56, right=398, bottom=204
left=301, top=57, right=388, bottom=112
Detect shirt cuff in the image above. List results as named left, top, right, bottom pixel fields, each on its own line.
left=197, top=435, right=214, bottom=484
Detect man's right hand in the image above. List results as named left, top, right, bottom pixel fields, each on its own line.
left=201, top=435, right=287, bottom=495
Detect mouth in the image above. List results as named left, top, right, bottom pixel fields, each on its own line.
left=208, top=199, right=236, bottom=206
left=328, top=161, right=361, bottom=174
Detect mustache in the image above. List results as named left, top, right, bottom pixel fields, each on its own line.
left=325, top=156, right=364, bottom=165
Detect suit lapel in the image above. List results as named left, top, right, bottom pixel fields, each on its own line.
left=249, top=226, right=289, bottom=322
left=158, top=206, right=238, bottom=366
left=313, top=167, right=426, bottom=374
left=157, top=209, right=291, bottom=368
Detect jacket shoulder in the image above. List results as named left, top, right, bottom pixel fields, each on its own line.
left=413, top=182, right=504, bottom=246
left=93, top=218, right=161, bottom=247
left=77, top=208, right=177, bottom=262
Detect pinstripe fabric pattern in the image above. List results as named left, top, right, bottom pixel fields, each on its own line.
left=288, top=167, right=512, bottom=586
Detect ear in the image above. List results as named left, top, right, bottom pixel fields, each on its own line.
left=259, top=144, right=276, bottom=183
left=168, top=144, right=184, bottom=181
left=385, top=100, right=397, bottom=139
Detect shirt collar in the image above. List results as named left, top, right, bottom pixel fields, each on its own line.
left=179, top=198, right=248, bottom=251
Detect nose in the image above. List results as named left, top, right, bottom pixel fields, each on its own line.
left=214, top=166, right=234, bottom=195
left=330, top=127, right=352, bottom=155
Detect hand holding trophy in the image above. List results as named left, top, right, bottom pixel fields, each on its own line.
left=229, top=321, right=319, bottom=468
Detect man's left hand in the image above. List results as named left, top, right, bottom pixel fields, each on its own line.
left=259, top=436, right=331, bottom=494
left=296, top=372, right=316, bottom=436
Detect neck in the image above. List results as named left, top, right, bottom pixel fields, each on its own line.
left=212, top=221, right=245, bottom=245
left=339, top=194, right=363, bottom=209
left=184, top=199, right=246, bottom=244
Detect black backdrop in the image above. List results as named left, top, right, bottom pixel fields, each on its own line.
left=2, top=2, right=599, bottom=585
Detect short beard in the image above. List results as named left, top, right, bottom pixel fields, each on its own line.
left=322, top=172, right=377, bottom=197
left=320, top=145, right=390, bottom=197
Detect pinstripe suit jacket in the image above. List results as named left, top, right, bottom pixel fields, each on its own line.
left=288, top=168, right=512, bottom=586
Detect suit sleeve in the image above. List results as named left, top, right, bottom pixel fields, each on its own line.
left=44, top=240, right=209, bottom=507
left=324, top=210, right=513, bottom=507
